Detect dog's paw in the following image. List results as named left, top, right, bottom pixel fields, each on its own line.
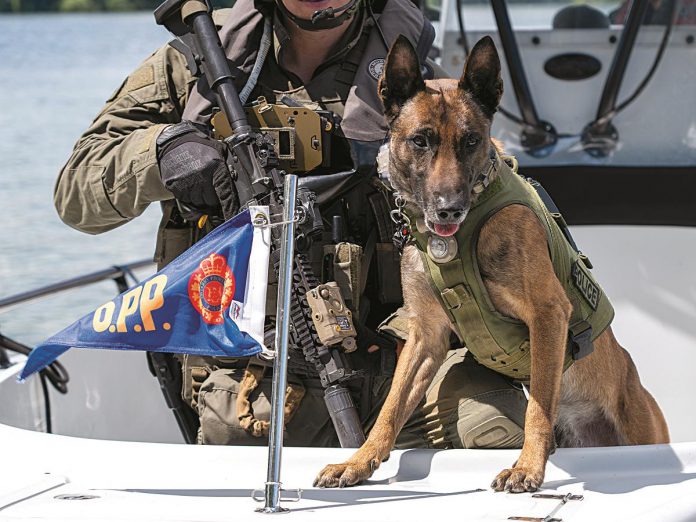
left=490, top=466, right=543, bottom=493
left=313, top=458, right=380, bottom=488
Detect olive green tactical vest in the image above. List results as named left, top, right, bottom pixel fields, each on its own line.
left=408, top=154, right=614, bottom=381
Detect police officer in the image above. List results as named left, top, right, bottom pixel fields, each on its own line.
left=55, top=0, right=528, bottom=449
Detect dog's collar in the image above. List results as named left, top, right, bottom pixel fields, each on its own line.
left=376, top=138, right=391, bottom=185
left=471, top=148, right=498, bottom=195
left=390, top=192, right=413, bottom=253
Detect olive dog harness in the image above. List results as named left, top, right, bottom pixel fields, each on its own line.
left=406, top=153, right=614, bottom=381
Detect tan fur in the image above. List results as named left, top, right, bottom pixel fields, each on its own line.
left=314, top=36, right=668, bottom=492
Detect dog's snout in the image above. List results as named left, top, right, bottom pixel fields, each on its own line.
left=432, top=192, right=468, bottom=222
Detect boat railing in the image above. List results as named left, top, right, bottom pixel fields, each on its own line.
left=0, top=258, right=155, bottom=432
left=0, top=258, right=154, bottom=315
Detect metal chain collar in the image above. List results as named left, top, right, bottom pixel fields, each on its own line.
left=390, top=193, right=412, bottom=253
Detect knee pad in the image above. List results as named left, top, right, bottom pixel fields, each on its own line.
left=462, top=415, right=525, bottom=449
left=455, top=390, right=526, bottom=449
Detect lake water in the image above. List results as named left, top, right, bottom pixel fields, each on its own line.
left=0, top=13, right=170, bottom=345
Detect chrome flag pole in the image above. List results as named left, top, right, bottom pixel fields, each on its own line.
left=257, top=174, right=298, bottom=513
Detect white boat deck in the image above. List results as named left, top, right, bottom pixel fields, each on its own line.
left=2, top=422, right=696, bottom=521
left=2, top=225, right=696, bottom=520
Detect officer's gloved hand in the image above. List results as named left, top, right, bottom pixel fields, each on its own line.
left=156, top=121, right=239, bottom=221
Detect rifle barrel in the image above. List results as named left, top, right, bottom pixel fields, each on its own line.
left=186, top=10, right=251, bottom=135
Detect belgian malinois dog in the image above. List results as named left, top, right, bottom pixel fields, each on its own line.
left=314, top=36, right=669, bottom=493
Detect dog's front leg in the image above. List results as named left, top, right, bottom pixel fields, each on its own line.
left=491, top=301, right=570, bottom=493
left=314, top=249, right=451, bottom=488
left=313, top=318, right=449, bottom=488
left=477, top=205, right=574, bottom=493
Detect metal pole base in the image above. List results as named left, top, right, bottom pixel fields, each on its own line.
left=252, top=482, right=301, bottom=514
left=581, top=121, right=619, bottom=158
left=255, top=506, right=290, bottom=514
left=520, top=120, right=558, bottom=158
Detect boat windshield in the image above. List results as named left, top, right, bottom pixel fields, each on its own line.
left=433, top=0, right=696, bottom=167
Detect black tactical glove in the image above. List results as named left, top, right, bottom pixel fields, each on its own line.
left=156, top=121, right=239, bottom=221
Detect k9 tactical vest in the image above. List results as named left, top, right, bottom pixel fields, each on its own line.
left=408, top=154, right=615, bottom=381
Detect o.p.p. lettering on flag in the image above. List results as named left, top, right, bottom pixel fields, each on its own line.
left=19, top=207, right=271, bottom=381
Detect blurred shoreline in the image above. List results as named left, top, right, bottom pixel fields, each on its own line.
left=0, top=0, right=229, bottom=13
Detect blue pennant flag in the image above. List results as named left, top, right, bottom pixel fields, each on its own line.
left=20, top=207, right=272, bottom=381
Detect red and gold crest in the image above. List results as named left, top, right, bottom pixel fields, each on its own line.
left=188, top=253, right=236, bottom=324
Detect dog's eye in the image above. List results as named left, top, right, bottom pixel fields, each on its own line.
left=464, top=134, right=481, bottom=148
left=411, top=135, right=428, bottom=148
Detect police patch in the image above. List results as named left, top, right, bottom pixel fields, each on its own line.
left=571, top=260, right=599, bottom=310
left=188, top=253, right=236, bottom=324
left=368, top=59, right=385, bottom=81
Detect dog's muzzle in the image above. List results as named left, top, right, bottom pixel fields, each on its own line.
left=426, top=207, right=469, bottom=237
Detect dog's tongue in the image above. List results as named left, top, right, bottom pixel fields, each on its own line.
left=434, top=224, right=459, bottom=237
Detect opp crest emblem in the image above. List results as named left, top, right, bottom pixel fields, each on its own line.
left=188, top=253, right=236, bottom=324
left=368, top=58, right=385, bottom=81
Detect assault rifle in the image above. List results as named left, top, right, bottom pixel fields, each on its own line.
left=154, top=0, right=366, bottom=448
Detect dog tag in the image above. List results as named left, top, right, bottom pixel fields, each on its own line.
left=427, top=235, right=458, bottom=263
left=392, top=225, right=411, bottom=252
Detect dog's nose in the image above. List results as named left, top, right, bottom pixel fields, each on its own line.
left=433, top=192, right=468, bottom=222
left=436, top=208, right=465, bottom=221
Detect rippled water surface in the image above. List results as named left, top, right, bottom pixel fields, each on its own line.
left=0, top=13, right=170, bottom=345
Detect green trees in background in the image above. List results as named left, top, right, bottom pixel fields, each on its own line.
left=1, top=0, right=229, bottom=12
left=1, top=0, right=58, bottom=11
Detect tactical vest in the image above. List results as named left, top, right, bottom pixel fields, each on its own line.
left=182, top=0, right=435, bottom=144
left=408, top=154, right=615, bottom=381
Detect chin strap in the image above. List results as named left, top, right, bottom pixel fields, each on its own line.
left=276, top=0, right=361, bottom=31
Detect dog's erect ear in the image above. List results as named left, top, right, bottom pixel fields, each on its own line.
left=379, top=35, right=426, bottom=120
left=459, top=36, right=503, bottom=118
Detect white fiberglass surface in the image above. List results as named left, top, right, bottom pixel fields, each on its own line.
left=0, top=354, right=45, bottom=433
left=569, top=225, right=696, bottom=443
left=436, top=6, right=696, bottom=166
left=1, top=424, right=696, bottom=521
